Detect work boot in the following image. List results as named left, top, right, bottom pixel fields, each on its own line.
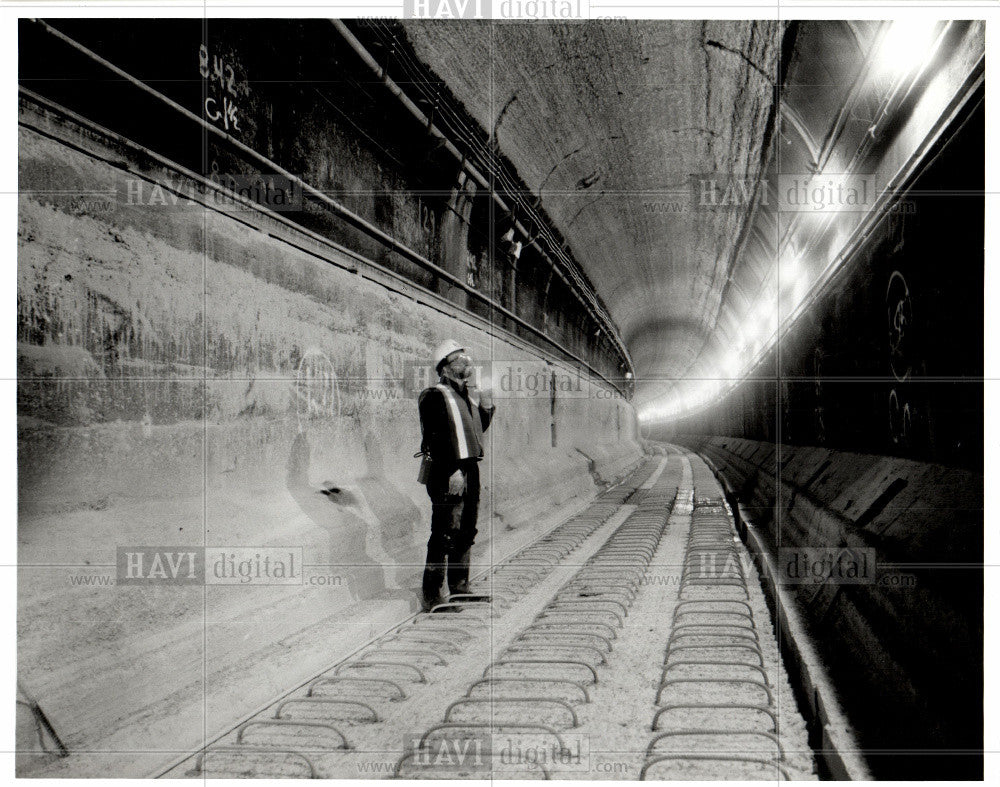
left=451, top=590, right=492, bottom=604
left=420, top=592, right=452, bottom=613
left=449, top=578, right=492, bottom=604
left=428, top=598, right=459, bottom=613
left=447, top=548, right=471, bottom=594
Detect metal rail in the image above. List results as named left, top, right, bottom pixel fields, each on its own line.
left=165, top=460, right=654, bottom=778
left=639, top=496, right=788, bottom=780
left=396, top=466, right=677, bottom=779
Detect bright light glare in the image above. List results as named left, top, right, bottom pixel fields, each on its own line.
left=749, top=304, right=776, bottom=344
left=876, top=21, right=940, bottom=80
left=639, top=375, right=732, bottom=425
left=779, top=253, right=801, bottom=288
left=793, top=276, right=809, bottom=307
left=720, top=352, right=740, bottom=379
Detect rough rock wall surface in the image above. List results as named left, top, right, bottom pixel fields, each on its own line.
left=17, top=120, right=642, bottom=769
left=403, top=20, right=783, bottom=382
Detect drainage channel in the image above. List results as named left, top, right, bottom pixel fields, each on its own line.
left=160, top=459, right=660, bottom=778
left=394, top=458, right=681, bottom=779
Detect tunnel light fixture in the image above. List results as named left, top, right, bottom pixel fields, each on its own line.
left=680, top=378, right=719, bottom=411
left=779, top=273, right=812, bottom=321
left=750, top=304, right=777, bottom=345
left=640, top=372, right=741, bottom=425
left=642, top=303, right=791, bottom=425
left=720, top=352, right=741, bottom=380
left=683, top=390, right=704, bottom=412
left=779, top=253, right=802, bottom=289
left=793, top=276, right=810, bottom=308
left=875, top=20, right=941, bottom=82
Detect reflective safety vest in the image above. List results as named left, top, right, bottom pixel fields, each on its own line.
left=436, top=383, right=484, bottom=460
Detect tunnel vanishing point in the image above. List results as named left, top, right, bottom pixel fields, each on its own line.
left=16, top=17, right=984, bottom=781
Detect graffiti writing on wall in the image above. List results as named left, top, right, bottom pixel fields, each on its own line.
left=199, top=44, right=244, bottom=133
left=293, top=348, right=341, bottom=430
left=417, top=197, right=436, bottom=235
left=888, top=388, right=913, bottom=446
left=813, top=346, right=826, bottom=444
left=887, top=270, right=912, bottom=383
left=887, top=270, right=914, bottom=446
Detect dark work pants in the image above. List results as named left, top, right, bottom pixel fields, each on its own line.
left=422, top=460, right=480, bottom=601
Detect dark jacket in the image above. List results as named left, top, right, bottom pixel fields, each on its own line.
left=418, top=377, right=495, bottom=476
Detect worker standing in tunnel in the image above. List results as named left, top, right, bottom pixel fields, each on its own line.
left=417, top=340, right=495, bottom=612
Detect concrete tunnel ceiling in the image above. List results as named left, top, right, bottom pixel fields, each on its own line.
left=400, top=21, right=784, bottom=404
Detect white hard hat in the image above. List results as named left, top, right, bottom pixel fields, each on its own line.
left=433, top=339, right=465, bottom=373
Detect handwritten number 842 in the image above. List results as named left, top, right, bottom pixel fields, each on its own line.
left=199, top=44, right=237, bottom=95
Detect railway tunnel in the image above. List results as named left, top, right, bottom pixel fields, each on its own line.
left=15, top=15, right=984, bottom=781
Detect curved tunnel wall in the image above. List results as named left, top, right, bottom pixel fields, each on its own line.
left=650, top=92, right=983, bottom=778
left=15, top=47, right=642, bottom=766
left=659, top=95, right=984, bottom=473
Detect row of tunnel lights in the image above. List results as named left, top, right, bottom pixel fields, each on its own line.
left=638, top=253, right=804, bottom=425
left=637, top=19, right=943, bottom=427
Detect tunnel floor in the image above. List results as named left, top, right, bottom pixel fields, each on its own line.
left=159, top=450, right=817, bottom=780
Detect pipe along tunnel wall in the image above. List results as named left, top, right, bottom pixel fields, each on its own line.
left=15, top=100, right=641, bottom=772
left=651, top=93, right=984, bottom=779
